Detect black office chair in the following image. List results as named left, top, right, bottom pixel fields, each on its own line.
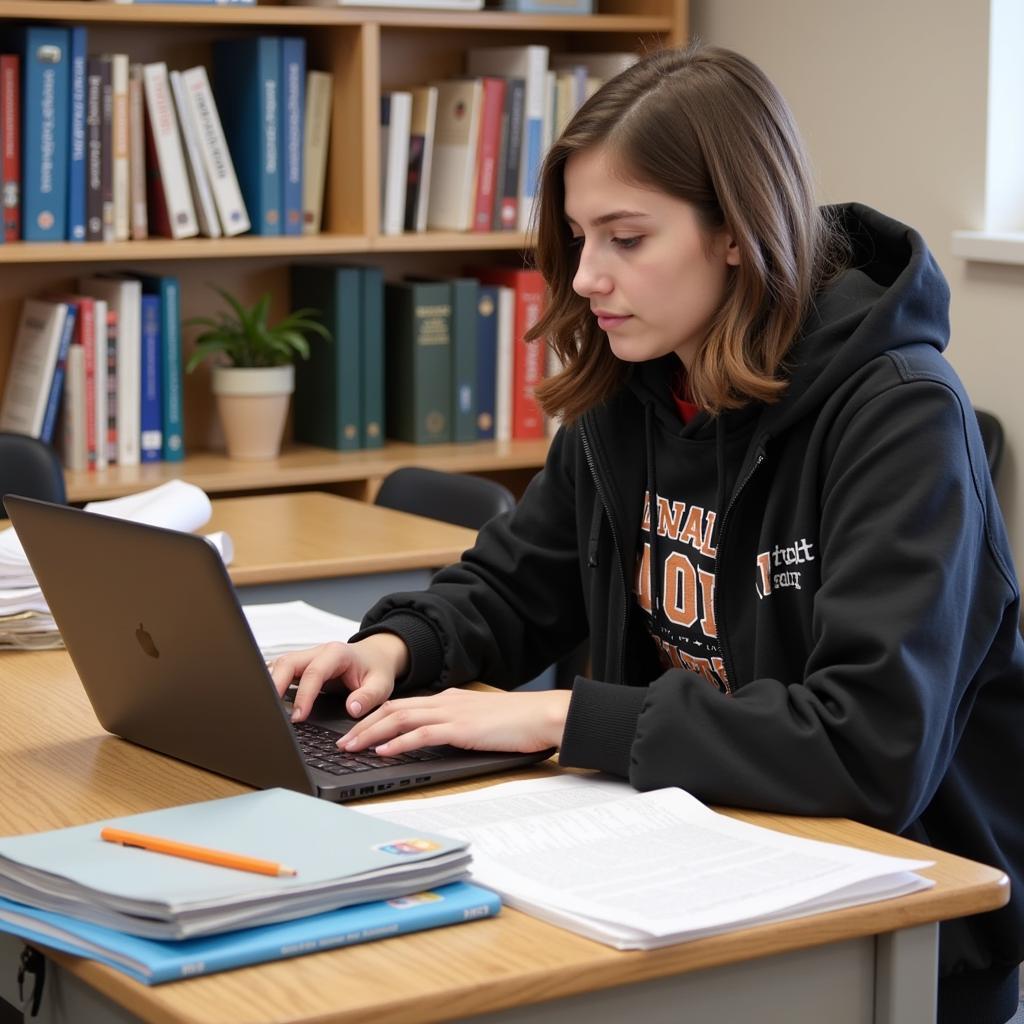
left=974, top=408, right=1004, bottom=484
left=0, top=432, right=66, bottom=519
left=374, top=466, right=516, bottom=530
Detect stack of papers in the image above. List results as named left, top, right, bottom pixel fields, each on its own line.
left=242, top=601, right=360, bottom=659
left=361, top=775, right=935, bottom=950
left=0, top=789, right=471, bottom=940
left=0, top=481, right=232, bottom=650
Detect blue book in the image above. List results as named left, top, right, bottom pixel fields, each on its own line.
left=67, top=26, right=87, bottom=242
left=361, top=265, right=384, bottom=448
left=137, top=275, right=183, bottom=461
left=139, top=293, right=162, bottom=462
left=280, top=36, right=305, bottom=236
left=213, top=37, right=282, bottom=236
left=475, top=284, right=499, bottom=440
left=450, top=278, right=478, bottom=443
left=20, top=27, right=71, bottom=242
left=39, top=304, right=77, bottom=445
left=0, top=882, right=500, bottom=985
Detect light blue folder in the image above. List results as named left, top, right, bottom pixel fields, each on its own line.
left=0, top=881, right=500, bottom=983
left=0, top=789, right=470, bottom=939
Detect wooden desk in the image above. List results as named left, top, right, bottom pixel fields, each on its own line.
left=0, top=651, right=1009, bottom=1024
left=208, top=491, right=478, bottom=618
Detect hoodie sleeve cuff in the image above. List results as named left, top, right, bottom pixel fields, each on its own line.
left=558, top=678, right=648, bottom=777
left=350, top=612, right=446, bottom=693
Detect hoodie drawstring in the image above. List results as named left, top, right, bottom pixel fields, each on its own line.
left=644, top=402, right=660, bottom=615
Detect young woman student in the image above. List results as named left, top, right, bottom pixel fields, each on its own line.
left=272, top=44, right=1024, bottom=1023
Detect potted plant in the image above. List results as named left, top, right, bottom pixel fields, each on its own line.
left=185, top=287, right=330, bottom=461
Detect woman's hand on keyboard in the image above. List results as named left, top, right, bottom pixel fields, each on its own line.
left=340, top=688, right=572, bottom=755
left=269, top=633, right=410, bottom=723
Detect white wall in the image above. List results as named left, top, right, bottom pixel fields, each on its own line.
left=691, top=0, right=1024, bottom=567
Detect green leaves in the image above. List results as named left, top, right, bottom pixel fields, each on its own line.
left=184, top=285, right=331, bottom=372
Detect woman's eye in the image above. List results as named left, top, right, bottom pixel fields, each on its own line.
left=612, top=236, right=642, bottom=250
left=568, top=235, right=584, bottom=249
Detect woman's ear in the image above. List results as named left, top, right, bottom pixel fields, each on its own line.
left=724, top=234, right=741, bottom=267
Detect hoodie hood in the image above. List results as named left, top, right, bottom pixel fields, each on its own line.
left=627, top=202, right=951, bottom=437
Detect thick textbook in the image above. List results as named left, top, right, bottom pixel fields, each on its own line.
left=0, top=788, right=470, bottom=940
left=0, top=881, right=499, bottom=984
left=290, top=263, right=362, bottom=450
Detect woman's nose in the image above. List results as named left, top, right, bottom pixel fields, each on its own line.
left=572, top=242, right=610, bottom=298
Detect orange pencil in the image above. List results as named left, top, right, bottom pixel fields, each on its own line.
left=99, top=828, right=298, bottom=877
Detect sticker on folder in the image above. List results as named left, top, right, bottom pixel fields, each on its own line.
left=388, top=891, right=444, bottom=909
left=375, top=838, right=442, bottom=856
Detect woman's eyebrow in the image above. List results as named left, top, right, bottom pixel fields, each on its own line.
left=564, top=210, right=651, bottom=228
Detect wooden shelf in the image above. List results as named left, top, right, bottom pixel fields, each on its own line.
left=64, top=439, right=552, bottom=502
left=0, top=231, right=531, bottom=264
left=9, top=2, right=674, bottom=33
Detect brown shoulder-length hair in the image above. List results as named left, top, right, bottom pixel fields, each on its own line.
left=530, top=42, right=847, bottom=421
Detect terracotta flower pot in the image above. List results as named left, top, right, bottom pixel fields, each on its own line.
left=211, top=365, right=294, bottom=461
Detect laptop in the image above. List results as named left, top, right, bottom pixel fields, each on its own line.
left=5, top=495, right=552, bottom=802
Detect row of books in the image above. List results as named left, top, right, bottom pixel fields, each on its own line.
left=292, top=264, right=550, bottom=450
left=0, top=275, right=183, bottom=470
left=0, top=26, right=333, bottom=243
left=382, top=46, right=635, bottom=236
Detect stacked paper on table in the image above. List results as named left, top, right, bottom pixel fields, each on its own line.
left=360, top=775, right=935, bottom=950
left=0, top=788, right=471, bottom=939
left=0, top=481, right=231, bottom=649
left=0, top=880, right=500, bottom=984
left=242, top=600, right=360, bottom=658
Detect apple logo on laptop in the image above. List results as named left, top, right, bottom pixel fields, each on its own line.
left=135, top=623, right=160, bottom=659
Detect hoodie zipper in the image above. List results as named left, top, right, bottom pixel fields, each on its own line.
left=713, top=449, right=766, bottom=694
left=579, top=416, right=630, bottom=686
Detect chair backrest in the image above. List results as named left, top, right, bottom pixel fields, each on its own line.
left=974, top=408, right=1004, bottom=484
left=0, top=432, right=66, bottom=518
left=374, top=466, right=516, bottom=531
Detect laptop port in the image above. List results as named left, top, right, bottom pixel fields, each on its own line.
left=359, top=786, right=375, bottom=795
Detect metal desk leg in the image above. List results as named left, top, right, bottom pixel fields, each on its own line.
left=874, top=923, right=938, bottom=1024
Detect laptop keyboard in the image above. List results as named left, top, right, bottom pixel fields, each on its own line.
left=292, top=720, right=445, bottom=776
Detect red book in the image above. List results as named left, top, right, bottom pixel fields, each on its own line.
left=471, top=77, right=506, bottom=233
left=1, top=54, right=21, bottom=241
left=473, top=266, right=546, bottom=439
left=143, top=97, right=172, bottom=238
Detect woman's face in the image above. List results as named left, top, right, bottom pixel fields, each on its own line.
left=564, top=146, right=739, bottom=370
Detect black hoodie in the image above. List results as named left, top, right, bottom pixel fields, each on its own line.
left=360, top=204, right=1024, bottom=1023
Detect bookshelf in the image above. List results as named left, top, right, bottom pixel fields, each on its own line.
left=0, top=0, right=688, bottom=502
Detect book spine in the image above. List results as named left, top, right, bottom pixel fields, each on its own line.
left=385, top=282, right=452, bottom=445
left=169, top=68, right=221, bottom=238
left=75, top=299, right=97, bottom=466
left=450, top=278, right=478, bottom=443
left=142, top=62, right=198, bottom=239
left=40, top=305, right=77, bottom=444
left=0, top=55, right=20, bottom=242
left=91, top=299, right=108, bottom=470
left=381, top=91, right=411, bottom=236
left=61, top=344, right=87, bottom=471
left=159, top=278, right=183, bottom=460
left=99, top=56, right=114, bottom=241
left=493, top=285, right=514, bottom=442
left=85, top=57, right=104, bottom=241
left=213, top=37, right=281, bottom=235
left=280, top=36, right=305, bottom=236
left=301, top=69, right=331, bottom=235
left=361, top=265, right=384, bottom=448
left=67, top=26, right=87, bottom=242
left=181, top=65, right=249, bottom=237
left=518, top=48, right=549, bottom=232
left=139, top=293, right=163, bottom=462
left=511, top=271, right=545, bottom=439
left=21, top=27, right=70, bottom=241
left=105, top=307, right=118, bottom=462
left=474, top=284, right=499, bottom=440
left=109, top=54, right=130, bottom=242
left=494, top=78, right=523, bottom=231
left=471, top=77, right=505, bottom=232
left=290, top=265, right=362, bottom=451
left=128, top=64, right=148, bottom=240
